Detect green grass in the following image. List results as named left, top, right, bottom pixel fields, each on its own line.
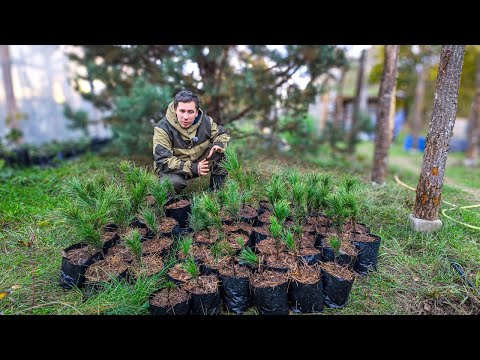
left=1, top=144, right=480, bottom=315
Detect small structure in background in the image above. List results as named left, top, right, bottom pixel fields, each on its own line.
left=0, top=45, right=109, bottom=146
left=403, top=117, right=468, bottom=152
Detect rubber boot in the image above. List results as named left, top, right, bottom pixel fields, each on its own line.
left=209, top=174, right=226, bottom=191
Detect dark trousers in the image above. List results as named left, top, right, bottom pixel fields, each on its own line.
left=159, top=149, right=226, bottom=194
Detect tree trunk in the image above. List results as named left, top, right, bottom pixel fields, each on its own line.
left=333, top=69, right=345, bottom=130
left=348, top=49, right=367, bottom=154
left=411, top=64, right=427, bottom=150
left=319, top=91, right=330, bottom=132
left=465, top=55, right=480, bottom=166
left=371, top=45, right=400, bottom=185
left=413, top=45, right=465, bottom=221
left=0, top=45, right=20, bottom=132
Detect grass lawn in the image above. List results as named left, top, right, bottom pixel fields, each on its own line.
left=1, top=145, right=479, bottom=315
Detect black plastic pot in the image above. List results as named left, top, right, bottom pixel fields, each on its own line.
left=129, top=218, right=147, bottom=229
left=251, top=279, right=289, bottom=315
left=250, top=230, right=268, bottom=248
left=257, top=200, right=271, bottom=216
left=190, top=290, right=221, bottom=315
left=238, top=205, right=258, bottom=226
left=171, top=224, right=193, bottom=238
left=103, top=223, right=118, bottom=232
left=298, top=250, right=322, bottom=266
left=322, top=270, right=354, bottom=309
left=165, top=198, right=191, bottom=228
left=59, top=243, right=104, bottom=289
left=289, top=278, right=324, bottom=313
left=149, top=289, right=191, bottom=315
left=102, top=232, right=119, bottom=254
left=219, top=274, right=251, bottom=315
left=336, top=252, right=357, bottom=269
left=353, top=234, right=381, bottom=275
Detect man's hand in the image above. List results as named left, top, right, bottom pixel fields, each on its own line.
left=207, top=145, right=224, bottom=159
left=197, top=159, right=210, bottom=176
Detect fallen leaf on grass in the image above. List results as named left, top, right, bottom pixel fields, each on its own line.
left=0, top=291, right=11, bottom=301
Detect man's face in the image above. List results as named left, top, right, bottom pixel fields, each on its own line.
left=175, top=101, right=198, bottom=128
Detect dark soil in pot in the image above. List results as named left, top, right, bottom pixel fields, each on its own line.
left=142, top=237, right=173, bottom=257
left=183, top=275, right=221, bottom=315
left=158, top=217, right=178, bottom=238
left=165, top=198, right=191, bottom=228
left=59, top=243, right=104, bottom=289
left=149, top=287, right=190, bottom=315
left=166, top=263, right=193, bottom=285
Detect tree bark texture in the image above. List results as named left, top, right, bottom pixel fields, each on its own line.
left=413, top=45, right=465, bottom=221
left=465, top=56, right=480, bottom=162
left=371, top=45, right=400, bottom=185
left=0, top=45, right=19, bottom=130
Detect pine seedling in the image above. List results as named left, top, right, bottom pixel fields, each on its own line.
left=291, top=181, right=307, bottom=224
left=292, top=224, right=303, bottom=253
left=265, top=176, right=283, bottom=207
left=60, top=176, right=130, bottom=249
left=270, top=216, right=283, bottom=260
left=313, top=183, right=331, bottom=215
left=221, top=147, right=242, bottom=184
left=140, top=206, right=157, bottom=236
left=118, top=160, right=154, bottom=215
left=326, top=193, right=349, bottom=237
left=239, top=247, right=260, bottom=271
left=282, top=230, right=297, bottom=256
left=219, top=179, right=242, bottom=222
left=61, top=203, right=102, bottom=248
left=342, top=190, right=360, bottom=238
left=149, top=177, right=173, bottom=218
left=319, top=173, right=333, bottom=189
left=182, top=256, right=200, bottom=281
left=125, top=228, right=142, bottom=263
left=340, top=174, right=360, bottom=193
left=178, top=237, right=193, bottom=259
left=202, top=193, right=222, bottom=230
left=242, top=172, right=255, bottom=192
left=305, top=172, right=321, bottom=188
left=162, top=280, right=176, bottom=303
left=210, top=241, right=226, bottom=260
left=284, top=169, right=300, bottom=187
left=272, top=199, right=290, bottom=225
left=329, top=236, right=341, bottom=265
left=188, top=194, right=210, bottom=232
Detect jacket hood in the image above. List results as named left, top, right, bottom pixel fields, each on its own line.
left=165, top=101, right=204, bottom=136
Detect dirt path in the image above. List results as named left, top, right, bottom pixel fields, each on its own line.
left=389, top=154, right=480, bottom=202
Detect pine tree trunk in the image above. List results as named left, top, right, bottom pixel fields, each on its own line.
left=0, top=45, right=20, bottom=133
left=413, top=45, right=465, bottom=221
left=348, top=49, right=367, bottom=154
left=371, top=45, right=400, bottom=185
left=465, top=56, right=480, bottom=165
left=411, top=64, right=427, bottom=150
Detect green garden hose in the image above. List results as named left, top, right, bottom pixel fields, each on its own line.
left=393, top=174, right=480, bottom=230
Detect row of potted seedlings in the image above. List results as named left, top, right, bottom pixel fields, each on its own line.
left=148, top=166, right=381, bottom=315
left=0, top=137, right=110, bottom=168
left=58, top=154, right=381, bottom=315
